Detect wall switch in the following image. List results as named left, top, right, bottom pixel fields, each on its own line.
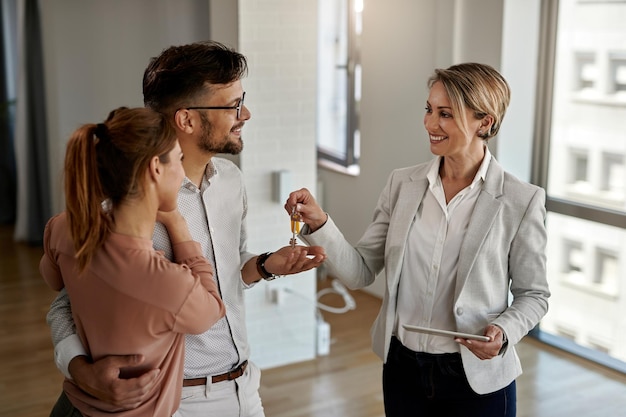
left=272, top=170, right=292, bottom=203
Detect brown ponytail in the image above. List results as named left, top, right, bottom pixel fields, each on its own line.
left=64, top=123, right=109, bottom=272
left=63, top=107, right=176, bottom=272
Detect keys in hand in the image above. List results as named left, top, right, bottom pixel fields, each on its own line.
left=290, top=207, right=303, bottom=248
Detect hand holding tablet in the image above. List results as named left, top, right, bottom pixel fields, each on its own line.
left=402, top=324, right=491, bottom=342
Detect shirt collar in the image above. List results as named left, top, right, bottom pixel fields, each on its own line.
left=181, top=159, right=218, bottom=192
left=474, top=147, right=492, bottom=186
left=426, top=147, right=492, bottom=189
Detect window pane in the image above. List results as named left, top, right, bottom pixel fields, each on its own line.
left=610, top=54, right=626, bottom=93
left=547, top=0, right=626, bottom=212
left=316, top=0, right=361, bottom=172
left=541, top=0, right=626, bottom=369
left=317, top=0, right=349, bottom=160
left=543, top=213, right=625, bottom=361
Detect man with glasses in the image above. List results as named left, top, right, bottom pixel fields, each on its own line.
left=46, top=41, right=326, bottom=417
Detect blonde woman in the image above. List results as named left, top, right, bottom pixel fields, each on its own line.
left=287, top=63, right=550, bottom=417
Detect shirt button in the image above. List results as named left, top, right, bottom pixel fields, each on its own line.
left=456, top=307, right=464, bottom=316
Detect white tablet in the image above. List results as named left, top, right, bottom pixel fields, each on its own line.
left=402, top=324, right=491, bottom=342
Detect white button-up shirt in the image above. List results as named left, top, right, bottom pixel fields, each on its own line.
left=396, top=149, right=492, bottom=353
left=152, top=157, right=256, bottom=377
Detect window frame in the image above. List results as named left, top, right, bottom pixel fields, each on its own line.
left=531, top=0, right=626, bottom=373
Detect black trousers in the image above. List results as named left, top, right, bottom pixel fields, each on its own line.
left=383, top=337, right=516, bottom=417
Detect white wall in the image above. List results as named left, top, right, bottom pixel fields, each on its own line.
left=40, top=0, right=212, bottom=213
left=238, top=0, right=319, bottom=368
left=318, top=0, right=506, bottom=298
left=499, top=0, right=541, bottom=183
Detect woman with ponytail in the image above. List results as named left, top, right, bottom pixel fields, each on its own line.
left=40, top=107, right=225, bottom=416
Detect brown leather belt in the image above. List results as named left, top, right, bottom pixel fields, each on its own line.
left=183, top=360, right=248, bottom=387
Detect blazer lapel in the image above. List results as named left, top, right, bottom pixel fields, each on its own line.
left=386, top=175, right=428, bottom=297
left=455, top=159, right=505, bottom=298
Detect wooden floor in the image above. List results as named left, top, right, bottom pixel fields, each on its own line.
left=2, top=223, right=626, bottom=417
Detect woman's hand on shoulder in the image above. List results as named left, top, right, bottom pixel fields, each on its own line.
left=156, top=209, right=192, bottom=244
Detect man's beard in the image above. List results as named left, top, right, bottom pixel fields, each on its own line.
left=198, top=112, right=244, bottom=155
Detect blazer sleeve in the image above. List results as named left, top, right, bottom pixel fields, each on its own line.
left=300, top=170, right=399, bottom=290
left=492, top=186, right=550, bottom=347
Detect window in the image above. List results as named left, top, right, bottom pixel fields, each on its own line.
left=567, top=148, right=589, bottom=189
left=594, top=247, right=618, bottom=290
left=534, top=0, right=626, bottom=372
left=609, top=54, right=626, bottom=94
left=574, top=52, right=597, bottom=92
left=601, top=152, right=624, bottom=191
left=316, top=0, right=362, bottom=175
left=561, top=238, right=584, bottom=275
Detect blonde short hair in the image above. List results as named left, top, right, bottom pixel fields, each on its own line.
left=427, top=62, right=511, bottom=139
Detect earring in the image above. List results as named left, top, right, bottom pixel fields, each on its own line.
left=477, top=130, right=484, bottom=136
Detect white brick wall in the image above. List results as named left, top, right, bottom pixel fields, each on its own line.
left=238, top=0, right=319, bottom=369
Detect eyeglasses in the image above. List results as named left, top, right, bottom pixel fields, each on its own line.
left=183, top=92, right=246, bottom=119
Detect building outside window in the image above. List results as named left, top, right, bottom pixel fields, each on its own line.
left=537, top=0, right=626, bottom=371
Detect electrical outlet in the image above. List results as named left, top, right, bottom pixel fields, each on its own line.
left=317, top=320, right=330, bottom=356
left=266, top=287, right=284, bottom=305
left=274, top=288, right=284, bottom=305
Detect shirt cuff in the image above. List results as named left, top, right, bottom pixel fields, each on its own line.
left=493, top=324, right=509, bottom=356
left=54, top=334, right=88, bottom=379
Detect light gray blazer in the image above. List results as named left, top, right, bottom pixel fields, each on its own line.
left=301, top=157, right=550, bottom=394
